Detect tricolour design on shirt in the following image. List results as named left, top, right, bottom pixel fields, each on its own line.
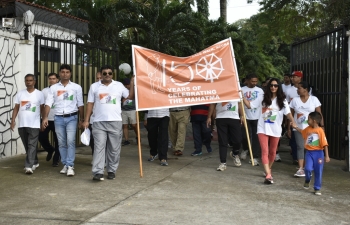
left=123, top=99, right=133, bottom=106
left=57, top=90, right=74, bottom=100
left=306, top=133, right=320, bottom=146
left=20, top=101, right=36, bottom=112
left=225, top=102, right=236, bottom=111
left=99, top=93, right=116, bottom=104
left=297, top=113, right=308, bottom=125
left=262, top=107, right=276, bottom=123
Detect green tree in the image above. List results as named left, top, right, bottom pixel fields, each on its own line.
left=258, top=0, right=350, bottom=43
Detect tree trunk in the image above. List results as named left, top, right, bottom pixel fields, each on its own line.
left=220, top=0, right=227, bottom=23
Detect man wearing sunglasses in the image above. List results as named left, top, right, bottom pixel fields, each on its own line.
left=82, top=65, right=134, bottom=181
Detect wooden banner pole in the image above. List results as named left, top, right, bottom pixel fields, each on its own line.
left=136, top=111, right=143, bottom=178
left=240, top=100, right=254, bottom=166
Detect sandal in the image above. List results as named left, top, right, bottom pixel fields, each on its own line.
left=173, top=150, right=183, bottom=156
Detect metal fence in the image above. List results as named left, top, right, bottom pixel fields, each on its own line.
left=291, top=26, right=348, bottom=160
left=34, top=35, right=119, bottom=145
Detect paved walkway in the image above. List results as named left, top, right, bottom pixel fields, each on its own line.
left=0, top=128, right=350, bottom=225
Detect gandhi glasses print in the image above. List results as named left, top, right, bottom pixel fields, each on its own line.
left=102, top=72, right=113, bottom=76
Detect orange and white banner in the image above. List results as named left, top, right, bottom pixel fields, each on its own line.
left=132, top=38, right=241, bottom=110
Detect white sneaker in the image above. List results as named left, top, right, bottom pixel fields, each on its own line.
left=24, top=167, right=33, bottom=174
left=60, top=165, right=68, bottom=174
left=67, top=166, right=75, bottom=176
left=32, top=163, right=39, bottom=171
left=249, top=158, right=260, bottom=166
left=274, top=153, right=282, bottom=162
left=217, top=163, right=227, bottom=171
left=294, top=168, right=305, bottom=177
left=230, top=151, right=241, bottom=167
left=240, top=150, right=248, bottom=160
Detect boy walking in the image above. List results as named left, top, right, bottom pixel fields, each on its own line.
left=11, top=74, right=45, bottom=174
left=292, top=111, right=330, bottom=195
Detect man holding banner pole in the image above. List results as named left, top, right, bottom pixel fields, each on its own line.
left=240, top=73, right=264, bottom=166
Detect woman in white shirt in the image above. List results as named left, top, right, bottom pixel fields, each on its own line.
left=245, top=78, right=295, bottom=184
left=289, top=81, right=324, bottom=177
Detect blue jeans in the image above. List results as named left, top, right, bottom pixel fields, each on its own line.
left=54, top=115, right=78, bottom=167
left=192, top=121, right=212, bottom=152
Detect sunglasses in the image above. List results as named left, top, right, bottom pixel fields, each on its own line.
left=270, top=84, right=279, bottom=88
left=102, top=72, right=113, bottom=76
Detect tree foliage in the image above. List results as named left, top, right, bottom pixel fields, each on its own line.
left=258, top=0, right=350, bottom=43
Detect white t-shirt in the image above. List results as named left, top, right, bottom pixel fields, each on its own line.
left=87, top=80, right=129, bottom=122
left=257, top=98, right=290, bottom=137
left=147, top=108, right=170, bottom=118
left=282, top=83, right=292, bottom=95
left=14, top=89, right=44, bottom=128
left=45, top=81, right=84, bottom=115
left=289, top=96, right=321, bottom=130
left=285, top=86, right=298, bottom=103
left=41, top=87, right=55, bottom=121
left=215, top=101, right=240, bottom=119
left=241, top=86, right=264, bottom=120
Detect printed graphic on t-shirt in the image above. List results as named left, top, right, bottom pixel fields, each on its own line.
left=226, top=103, right=236, bottom=111
left=297, top=113, right=308, bottom=125
left=244, top=91, right=259, bottom=101
left=99, top=93, right=116, bottom=104
left=306, top=133, right=319, bottom=146
left=20, top=101, right=36, bottom=112
left=57, top=90, right=73, bottom=100
left=51, top=104, right=55, bottom=109
left=262, top=107, right=276, bottom=123
left=123, top=99, right=133, bottom=106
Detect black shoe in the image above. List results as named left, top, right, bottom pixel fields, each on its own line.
left=52, top=161, right=59, bottom=167
left=46, top=151, right=53, bottom=161
left=122, top=140, right=130, bottom=146
left=107, top=172, right=115, bottom=180
left=93, top=174, right=104, bottom=181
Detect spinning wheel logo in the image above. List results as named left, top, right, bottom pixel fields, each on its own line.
left=196, top=53, right=224, bottom=83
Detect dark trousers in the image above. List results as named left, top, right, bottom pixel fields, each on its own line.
left=89, top=124, right=95, bottom=155
left=38, top=121, right=60, bottom=162
left=19, top=127, right=39, bottom=168
left=290, top=128, right=297, bottom=160
left=243, top=119, right=261, bottom=158
left=216, top=118, right=242, bottom=163
left=147, top=117, right=169, bottom=161
left=192, top=121, right=212, bottom=152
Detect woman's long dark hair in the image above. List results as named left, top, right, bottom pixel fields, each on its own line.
left=262, top=78, right=286, bottom=110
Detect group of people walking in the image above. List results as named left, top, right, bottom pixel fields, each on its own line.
left=10, top=65, right=329, bottom=195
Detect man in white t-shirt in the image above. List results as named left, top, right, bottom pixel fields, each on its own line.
left=281, top=73, right=292, bottom=95
left=82, top=65, right=134, bottom=181
left=11, top=74, right=45, bottom=174
left=42, top=64, right=85, bottom=177
left=39, top=72, right=60, bottom=167
left=241, top=74, right=264, bottom=165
